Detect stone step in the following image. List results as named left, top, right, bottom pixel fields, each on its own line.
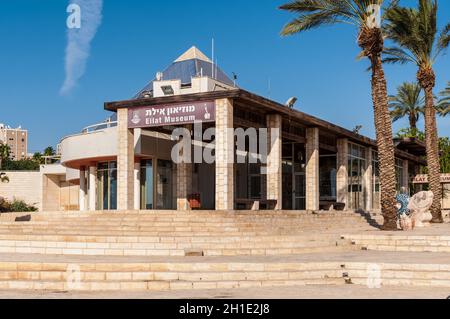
left=0, top=234, right=343, bottom=243
left=1, top=259, right=449, bottom=291
left=0, top=243, right=355, bottom=257
left=342, top=234, right=450, bottom=252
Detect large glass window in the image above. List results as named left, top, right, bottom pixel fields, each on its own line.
left=282, top=143, right=306, bottom=210
left=348, top=143, right=366, bottom=210
left=319, top=155, right=337, bottom=200
left=96, top=161, right=117, bottom=210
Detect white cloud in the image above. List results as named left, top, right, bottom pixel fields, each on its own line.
left=61, top=0, right=103, bottom=95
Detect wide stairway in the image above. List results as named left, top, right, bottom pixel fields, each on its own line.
left=0, top=210, right=449, bottom=292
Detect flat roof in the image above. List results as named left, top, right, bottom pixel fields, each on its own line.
left=104, top=89, right=425, bottom=163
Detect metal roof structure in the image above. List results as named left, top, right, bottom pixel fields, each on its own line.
left=134, top=47, right=234, bottom=98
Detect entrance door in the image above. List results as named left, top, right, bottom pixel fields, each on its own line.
left=293, top=173, right=306, bottom=210
left=96, top=162, right=117, bottom=210
left=140, top=159, right=153, bottom=209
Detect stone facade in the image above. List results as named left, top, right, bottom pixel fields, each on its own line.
left=117, top=108, right=135, bottom=210
left=0, top=171, right=41, bottom=208
left=215, top=98, right=234, bottom=210
left=266, top=114, right=282, bottom=210
left=305, top=128, right=319, bottom=211
left=336, top=138, right=348, bottom=207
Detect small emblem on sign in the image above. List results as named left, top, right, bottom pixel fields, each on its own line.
left=204, top=105, right=211, bottom=120
left=131, top=111, right=141, bottom=125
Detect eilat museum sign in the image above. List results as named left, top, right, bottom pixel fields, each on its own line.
left=413, top=174, right=450, bottom=184
left=128, top=101, right=216, bottom=128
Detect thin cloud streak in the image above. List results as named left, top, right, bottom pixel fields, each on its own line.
left=61, top=0, right=103, bottom=95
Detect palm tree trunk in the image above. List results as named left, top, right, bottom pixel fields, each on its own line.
left=409, top=114, right=417, bottom=131
left=371, top=55, right=398, bottom=230
left=423, top=86, right=443, bottom=223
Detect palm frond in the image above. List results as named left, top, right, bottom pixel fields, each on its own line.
left=383, top=0, right=444, bottom=67
left=279, top=0, right=383, bottom=36
left=388, top=81, right=425, bottom=123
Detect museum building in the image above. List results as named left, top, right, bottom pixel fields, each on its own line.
left=57, top=47, right=430, bottom=212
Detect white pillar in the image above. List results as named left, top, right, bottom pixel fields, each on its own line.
left=89, top=166, right=96, bottom=211
left=134, top=162, right=140, bottom=210
left=117, top=108, right=135, bottom=210
left=402, top=160, right=409, bottom=194
left=337, top=139, right=348, bottom=208
left=305, top=128, right=320, bottom=211
left=266, top=114, right=282, bottom=210
left=79, top=167, right=87, bottom=211
left=215, top=98, right=234, bottom=210
left=364, top=148, right=373, bottom=211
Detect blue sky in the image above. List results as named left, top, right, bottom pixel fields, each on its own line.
left=0, top=0, right=449, bottom=153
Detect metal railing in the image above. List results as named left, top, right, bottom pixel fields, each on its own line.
left=81, top=121, right=117, bottom=134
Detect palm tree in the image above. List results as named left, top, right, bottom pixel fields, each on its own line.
left=280, top=0, right=398, bottom=230
left=384, top=0, right=450, bottom=223
left=389, top=82, right=424, bottom=132
left=437, top=82, right=450, bottom=116
left=0, top=144, right=11, bottom=170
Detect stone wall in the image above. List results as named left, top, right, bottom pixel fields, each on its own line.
left=0, top=171, right=41, bottom=208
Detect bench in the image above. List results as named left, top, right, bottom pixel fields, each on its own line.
left=319, top=201, right=346, bottom=211
left=235, top=199, right=278, bottom=211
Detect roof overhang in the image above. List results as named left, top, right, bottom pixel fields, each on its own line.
left=104, top=89, right=425, bottom=164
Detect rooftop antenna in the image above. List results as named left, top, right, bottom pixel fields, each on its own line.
left=232, top=72, right=238, bottom=87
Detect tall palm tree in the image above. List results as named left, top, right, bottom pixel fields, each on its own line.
left=0, top=144, right=11, bottom=170
left=384, top=0, right=450, bottom=223
left=437, top=81, right=450, bottom=116
left=280, top=0, right=398, bottom=230
left=389, top=82, right=424, bottom=131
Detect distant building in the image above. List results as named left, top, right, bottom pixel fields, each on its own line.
left=0, top=123, right=28, bottom=160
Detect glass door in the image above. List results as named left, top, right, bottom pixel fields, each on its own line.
left=140, top=159, right=153, bottom=209
left=294, top=173, right=306, bottom=210
left=156, top=160, right=173, bottom=209
left=96, top=162, right=117, bottom=210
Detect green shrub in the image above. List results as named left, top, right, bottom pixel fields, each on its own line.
left=0, top=197, right=37, bottom=213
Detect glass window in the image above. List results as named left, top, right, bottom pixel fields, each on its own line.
left=96, top=161, right=117, bottom=211
left=140, top=160, right=153, bottom=210
left=156, top=160, right=173, bottom=209
left=347, top=143, right=367, bottom=210
left=319, top=155, right=337, bottom=200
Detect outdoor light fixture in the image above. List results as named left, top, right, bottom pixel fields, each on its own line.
left=353, top=125, right=363, bottom=134
left=161, top=85, right=174, bottom=96
left=286, top=97, right=297, bottom=109
left=142, top=91, right=152, bottom=99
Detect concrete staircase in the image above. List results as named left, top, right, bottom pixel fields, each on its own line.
left=0, top=210, right=449, bottom=292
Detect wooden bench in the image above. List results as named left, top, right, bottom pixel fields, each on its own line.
left=235, top=199, right=278, bottom=210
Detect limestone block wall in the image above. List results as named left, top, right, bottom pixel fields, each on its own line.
left=215, top=98, right=234, bottom=210
left=266, top=114, right=282, bottom=210
left=305, top=128, right=319, bottom=211
left=336, top=139, right=348, bottom=207
left=0, top=171, right=41, bottom=208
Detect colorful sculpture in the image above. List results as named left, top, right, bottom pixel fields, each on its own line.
left=396, top=193, right=412, bottom=231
